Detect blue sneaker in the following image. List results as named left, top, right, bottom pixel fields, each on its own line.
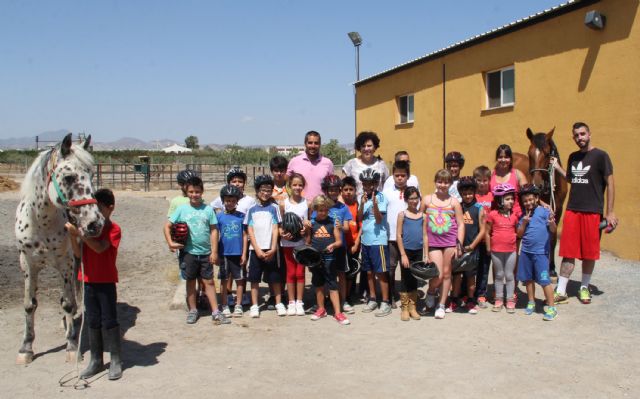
left=524, top=301, right=535, bottom=316
left=543, top=306, right=558, bottom=321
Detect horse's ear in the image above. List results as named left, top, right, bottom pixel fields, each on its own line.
left=526, top=128, right=534, bottom=141
left=83, top=135, right=92, bottom=150
left=61, top=133, right=73, bottom=157
left=546, top=127, right=555, bottom=141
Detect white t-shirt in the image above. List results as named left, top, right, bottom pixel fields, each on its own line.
left=280, top=197, right=308, bottom=247
left=211, top=195, right=257, bottom=215
left=382, top=185, right=407, bottom=242
left=383, top=175, right=420, bottom=192
left=342, top=157, right=390, bottom=196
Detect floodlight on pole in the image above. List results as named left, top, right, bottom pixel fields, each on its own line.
left=348, top=31, right=362, bottom=139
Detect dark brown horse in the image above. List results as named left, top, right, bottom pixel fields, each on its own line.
left=513, top=127, right=568, bottom=274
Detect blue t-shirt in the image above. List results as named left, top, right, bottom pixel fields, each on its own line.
left=518, top=206, right=551, bottom=255
left=217, top=210, right=245, bottom=256
left=244, top=203, right=281, bottom=250
left=361, top=192, right=388, bottom=246
left=311, top=202, right=353, bottom=246
left=170, top=203, right=218, bottom=255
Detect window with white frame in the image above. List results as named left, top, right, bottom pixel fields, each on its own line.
left=486, top=66, right=514, bottom=109
left=398, top=94, right=414, bottom=124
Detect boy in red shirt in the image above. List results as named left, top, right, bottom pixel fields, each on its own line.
left=67, top=188, right=123, bottom=381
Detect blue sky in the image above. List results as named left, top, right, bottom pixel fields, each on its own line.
left=0, top=1, right=563, bottom=145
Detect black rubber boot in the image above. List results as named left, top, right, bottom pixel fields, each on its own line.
left=80, top=328, right=104, bottom=379
left=104, top=326, right=123, bottom=380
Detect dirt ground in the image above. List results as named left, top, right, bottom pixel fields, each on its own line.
left=0, top=188, right=638, bottom=398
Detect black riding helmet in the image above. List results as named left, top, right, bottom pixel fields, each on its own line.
left=359, top=168, right=381, bottom=183
left=226, top=166, right=247, bottom=184
left=254, top=174, right=274, bottom=191
left=321, top=174, right=342, bottom=191
left=457, top=176, right=477, bottom=192
left=445, top=151, right=465, bottom=167
left=282, top=212, right=304, bottom=241
left=176, top=169, right=198, bottom=185
left=220, top=184, right=242, bottom=199
left=519, top=183, right=541, bottom=197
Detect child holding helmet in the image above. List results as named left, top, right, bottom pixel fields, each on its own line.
left=486, top=183, right=521, bottom=313
left=420, top=169, right=465, bottom=320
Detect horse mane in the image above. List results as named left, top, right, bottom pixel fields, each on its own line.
left=20, top=143, right=95, bottom=201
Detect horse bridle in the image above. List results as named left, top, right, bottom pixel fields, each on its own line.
left=46, top=152, right=98, bottom=208
left=529, top=145, right=559, bottom=211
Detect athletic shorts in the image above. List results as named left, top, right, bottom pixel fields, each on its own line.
left=361, top=244, right=390, bottom=273
left=311, top=256, right=338, bottom=290
left=218, top=255, right=245, bottom=281
left=517, top=251, right=551, bottom=287
left=247, top=250, right=281, bottom=284
left=334, top=246, right=348, bottom=273
left=559, top=210, right=601, bottom=260
left=180, top=253, right=214, bottom=281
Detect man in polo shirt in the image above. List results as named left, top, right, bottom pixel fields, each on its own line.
left=287, top=131, right=334, bottom=203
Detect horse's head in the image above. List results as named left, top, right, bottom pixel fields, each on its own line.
left=48, top=134, right=104, bottom=237
left=526, top=127, right=557, bottom=193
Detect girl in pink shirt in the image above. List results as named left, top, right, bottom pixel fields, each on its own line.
left=485, top=183, right=521, bottom=313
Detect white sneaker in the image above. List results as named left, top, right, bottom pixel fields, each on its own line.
left=342, top=302, right=355, bottom=314
left=435, top=305, right=446, bottom=319
left=295, top=301, right=305, bottom=316
left=233, top=305, right=243, bottom=317
left=275, top=302, right=287, bottom=316
left=221, top=305, right=231, bottom=317
left=287, top=301, right=297, bottom=316
left=250, top=304, right=260, bottom=318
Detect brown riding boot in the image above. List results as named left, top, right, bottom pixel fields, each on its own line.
left=399, top=292, right=410, bottom=321
left=408, top=291, right=421, bottom=320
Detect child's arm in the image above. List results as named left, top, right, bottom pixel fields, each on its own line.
left=466, top=207, right=486, bottom=251
left=326, top=224, right=342, bottom=252
left=163, top=221, right=184, bottom=252
left=305, top=222, right=312, bottom=245
left=396, top=213, right=409, bottom=268
left=547, top=210, right=557, bottom=233
left=67, top=222, right=111, bottom=254
left=240, top=228, right=248, bottom=266
left=422, top=214, right=430, bottom=262
left=209, top=225, right=219, bottom=265
left=372, top=194, right=383, bottom=224
left=485, top=219, right=493, bottom=253
left=517, top=212, right=530, bottom=238
left=453, top=199, right=465, bottom=256
left=247, top=225, right=264, bottom=258
left=357, top=193, right=367, bottom=222
left=264, top=222, right=279, bottom=261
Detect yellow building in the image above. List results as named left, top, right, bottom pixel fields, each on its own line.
left=354, top=0, right=639, bottom=259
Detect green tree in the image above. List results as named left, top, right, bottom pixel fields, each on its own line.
left=322, top=139, right=350, bottom=165
left=185, top=135, right=199, bottom=150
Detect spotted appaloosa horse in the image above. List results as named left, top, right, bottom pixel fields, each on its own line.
left=513, top=127, right=568, bottom=274
left=15, top=134, right=104, bottom=364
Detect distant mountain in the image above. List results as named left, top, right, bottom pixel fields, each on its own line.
left=0, top=129, right=72, bottom=149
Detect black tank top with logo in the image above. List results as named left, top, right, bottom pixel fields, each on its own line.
left=462, top=202, right=482, bottom=247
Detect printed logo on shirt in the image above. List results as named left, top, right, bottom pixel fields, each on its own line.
left=571, top=161, right=591, bottom=184
left=463, top=211, right=474, bottom=225
left=314, top=225, right=331, bottom=238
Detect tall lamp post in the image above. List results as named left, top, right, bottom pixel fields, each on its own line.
left=348, top=31, right=362, bottom=139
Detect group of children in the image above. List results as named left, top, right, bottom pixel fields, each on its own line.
left=164, top=151, right=558, bottom=327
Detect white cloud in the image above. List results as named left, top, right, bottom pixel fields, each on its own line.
left=241, top=115, right=255, bottom=123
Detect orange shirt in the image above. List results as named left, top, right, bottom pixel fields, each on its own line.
left=343, top=201, right=361, bottom=248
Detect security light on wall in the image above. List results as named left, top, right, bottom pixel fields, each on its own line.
left=348, top=32, right=362, bottom=46
left=585, top=10, right=606, bottom=30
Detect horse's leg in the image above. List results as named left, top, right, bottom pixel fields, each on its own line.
left=17, top=253, right=39, bottom=364
left=57, top=257, right=79, bottom=362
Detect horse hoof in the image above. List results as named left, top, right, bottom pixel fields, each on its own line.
left=65, top=351, right=78, bottom=363
left=16, top=352, right=34, bottom=365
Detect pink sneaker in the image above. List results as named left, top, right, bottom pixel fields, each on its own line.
left=492, top=299, right=504, bottom=312
left=334, top=312, right=350, bottom=325
left=310, top=307, right=327, bottom=321
left=506, top=300, right=516, bottom=314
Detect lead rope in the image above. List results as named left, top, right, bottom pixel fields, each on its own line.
left=548, top=162, right=556, bottom=214
left=58, top=242, right=90, bottom=389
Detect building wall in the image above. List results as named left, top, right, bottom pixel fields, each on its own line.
left=355, top=0, right=640, bottom=259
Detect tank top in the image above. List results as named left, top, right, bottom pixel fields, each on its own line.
left=311, top=216, right=336, bottom=260
left=402, top=212, right=424, bottom=251
left=280, top=197, right=308, bottom=247
left=425, top=197, right=458, bottom=248
left=490, top=168, right=521, bottom=213
left=462, top=202, right=482, bottom=247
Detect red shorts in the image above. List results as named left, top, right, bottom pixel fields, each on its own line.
left=559, top=210, right=601, bottom=260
